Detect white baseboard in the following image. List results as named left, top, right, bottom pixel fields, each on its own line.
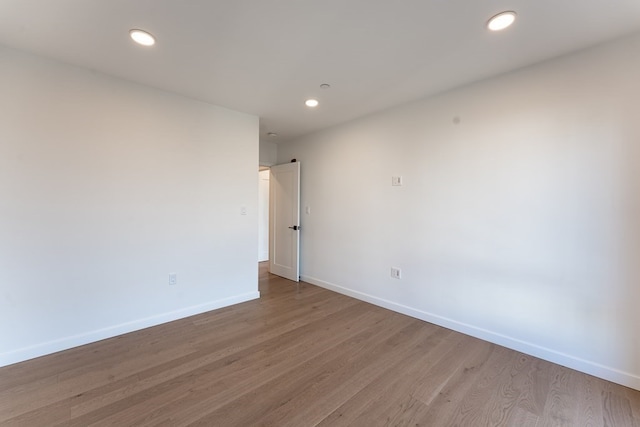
left=302, top=274, right=640, bottom=391
left=0, top=291, right=260, bottom=368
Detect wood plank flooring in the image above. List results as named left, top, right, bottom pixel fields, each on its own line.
left=1, top=263, right=639, bottom=426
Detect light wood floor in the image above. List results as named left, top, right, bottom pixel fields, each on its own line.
left=1, top=264, right=639, bottom=426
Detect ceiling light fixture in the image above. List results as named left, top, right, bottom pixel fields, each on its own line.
left=487, top=11, right=516, bottom=31
left=305, top=99, right=319, bottom=108
left=320, top=83, right=331, bottom=89
left=130, top=29, right=156, bottom=46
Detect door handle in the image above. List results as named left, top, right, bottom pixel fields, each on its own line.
left=288, top=225, right=300, bottom=231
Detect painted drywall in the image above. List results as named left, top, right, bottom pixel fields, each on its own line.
left=0, top=46, right=259, bottom=366
left=278, top=33, right=640, bottom=390
left=259, top=140, right=278, bottom=166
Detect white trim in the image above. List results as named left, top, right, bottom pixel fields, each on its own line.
left=302, top=274, right=640, bottom=391
left=0, top=291, right=260, bottom=368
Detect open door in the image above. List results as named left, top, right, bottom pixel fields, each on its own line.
left=269, top=162, right=300, bottom=282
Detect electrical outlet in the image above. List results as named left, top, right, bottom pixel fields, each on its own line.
left=390, top=267, right=401, bottom=279
left=169, top=273, right=177, bottom=285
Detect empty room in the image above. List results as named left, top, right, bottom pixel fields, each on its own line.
left=1, top=1, right=640, bottom=426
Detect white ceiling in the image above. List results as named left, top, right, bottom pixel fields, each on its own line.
left=1, top=1, right=640, bottom=143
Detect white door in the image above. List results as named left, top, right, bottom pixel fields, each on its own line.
left=269, top=162, right=300, bottom=282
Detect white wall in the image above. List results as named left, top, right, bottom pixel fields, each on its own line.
left=278, top=33, right=640, bottom=390
left=259, top=139, right=278, bottom=166
left=0, top=46, right=259, bottom=366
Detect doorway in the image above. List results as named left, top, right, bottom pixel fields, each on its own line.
left=257, top=162, right=301, bottom=283
left=268, top=162, right=300, bottom=282
left=258, top=167, right=270, bottom=262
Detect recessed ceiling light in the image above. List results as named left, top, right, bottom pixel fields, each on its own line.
left=305, top=99, right=319, bottom=108
left=487, top=11, right=516, bottom=31
left=267, top=132, right=278, bottom=137
left=130, top=29, right=156, bottom=46
left=320, top=84, right=331, bottom=89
